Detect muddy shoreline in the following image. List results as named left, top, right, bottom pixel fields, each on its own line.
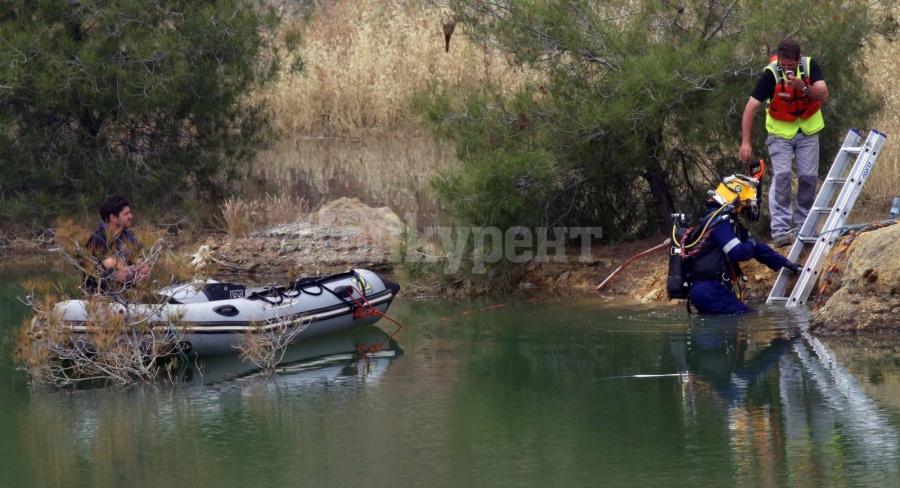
left=5, top=219, right=898, bottom=336
left=0, top=230, right=775, bottom=302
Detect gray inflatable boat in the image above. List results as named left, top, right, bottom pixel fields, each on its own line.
left=53, top=269, right=401, bottom=356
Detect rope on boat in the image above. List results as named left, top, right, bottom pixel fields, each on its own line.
left=593, top=239, right=671, bottom=292
left=345, top=285, right=405, bottom=364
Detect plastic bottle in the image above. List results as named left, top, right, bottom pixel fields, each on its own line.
left=891, top=197, right=900, bottom=220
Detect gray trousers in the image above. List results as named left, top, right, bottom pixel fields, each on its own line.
left=765, top=132, right=819, bottom=237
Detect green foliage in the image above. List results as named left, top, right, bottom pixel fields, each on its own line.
left=0, top=0, right=296, bottom=225
left=423, top=0, right=897, bottom=241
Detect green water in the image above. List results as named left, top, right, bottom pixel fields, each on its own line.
left=2, top=265, right=900, bottom=487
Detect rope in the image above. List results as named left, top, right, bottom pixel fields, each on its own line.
left=807, top=218, right=900, bottom=241
left=345, top=285, right=405, bottom=363
left=812, top=219, right=900, bottom=312
left=594, top=239, right=671, bottom=292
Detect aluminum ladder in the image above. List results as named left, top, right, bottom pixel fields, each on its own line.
left=766, top=128, right=887, bottom=308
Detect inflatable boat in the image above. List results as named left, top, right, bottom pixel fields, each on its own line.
left=52, top=269, right=401, bottom=356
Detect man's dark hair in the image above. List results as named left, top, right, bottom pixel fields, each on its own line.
left=777, top=39, right=801, bottom=61
left=99, top=194, right=130, bottom=223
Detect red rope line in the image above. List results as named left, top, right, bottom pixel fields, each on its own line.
left=345, top=285, right=405, bottom=363
left=594, top=239, right=671, bottom=292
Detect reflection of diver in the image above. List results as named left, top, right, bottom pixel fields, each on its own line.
left=673, top=325, right=900, bottom=479
left=668, top=168, right=798, bottom=314
left=180, top=326, right=402, bottom=387
left=671, top=323, right=795, bottom=404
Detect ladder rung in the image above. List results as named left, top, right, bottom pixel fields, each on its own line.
left=767, top=129, right=886, bottom=308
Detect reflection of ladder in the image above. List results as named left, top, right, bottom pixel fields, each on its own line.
left=766, top=128, right=887, bottom=308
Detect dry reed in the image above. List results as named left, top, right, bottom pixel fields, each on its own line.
left=860, top=36, right=900, bottom=213
left=265, top=0, right=534, bottom=136
left=15, top=220, right=195, bottom=386
left=221, top=194, right=310, bottom=238
left=236, top=316, right=312, bottom=371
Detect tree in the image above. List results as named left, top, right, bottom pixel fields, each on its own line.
left=422, top=0, right=896, bottom=239
left=0, top=0, right=300, bottom=224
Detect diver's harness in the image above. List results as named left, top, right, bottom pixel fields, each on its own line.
left=667, top=162, right=766, bottom=313
left=667, top=204, right=751, bottom=314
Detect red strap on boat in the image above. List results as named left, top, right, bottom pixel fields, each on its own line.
left=346, top=285, right=404, bottom=360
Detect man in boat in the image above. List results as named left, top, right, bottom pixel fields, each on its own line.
left=678, top=175, right=799, bottom=314
left=82, top=194, right=152, bottom=293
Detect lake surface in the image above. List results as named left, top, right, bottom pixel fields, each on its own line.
left=3, top=265, right=900, bottom=487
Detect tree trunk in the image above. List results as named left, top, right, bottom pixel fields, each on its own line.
left=642, top=130, right=676, bottom=234
left=643, top=169, right=676, bottom=234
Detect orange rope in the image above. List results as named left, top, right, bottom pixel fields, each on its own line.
left=436, top=298, right=544, bottom=322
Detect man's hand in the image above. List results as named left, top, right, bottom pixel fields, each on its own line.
left=740, top=142, right=753, bottom=163
left=135, top=262, right=152, bottom=283
left=785, top=72, right=805, bottom=92
left=740, top=97, right=763, bottom=163
left=110, top=261, right=151, bottom=283
left=784, top=260, right=800, bottom=274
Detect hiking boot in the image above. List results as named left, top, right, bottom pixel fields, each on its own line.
left=772, top=233, right=794, bottom=248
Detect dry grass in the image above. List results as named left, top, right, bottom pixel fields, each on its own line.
left=221, top=194, right=310, bottom=238
left=14, top=219, right=199, bottom=386
left=252, top=0, right=537, bottom=226
left=251, top=133, right=457, bottom=225
left=265, top=0, right=533, bottom=136
left=236, top=317, right=311, bottom=371
left=859, top=37, right=900, bottom=212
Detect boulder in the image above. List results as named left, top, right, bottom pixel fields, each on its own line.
left=216, top=198, right=404, bottom=278
left=316, top=197, right=404, bottom=245
left=811, top=223, right=900, bottom=333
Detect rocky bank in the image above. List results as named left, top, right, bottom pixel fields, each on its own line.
left=810, top=222, right=900, bottom=334
left=200, top=197, right=403, bottom=278
left=211, top=199, right=900, bottom=334
left=202, top=198, right=789, bottom=302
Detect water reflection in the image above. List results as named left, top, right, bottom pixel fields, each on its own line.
left=15, top=326, right=402, bottom=487
left=180, top=325, right=400, bottom=388
left=668, top=311, right=900, bottom=487
left=6, top=284, right=900, bottom=487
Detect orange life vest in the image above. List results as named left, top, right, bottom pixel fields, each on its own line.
left=765, top=55, right=821, bottom=122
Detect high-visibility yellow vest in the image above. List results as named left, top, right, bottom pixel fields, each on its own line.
left=764, top=57, right=825, bottom=139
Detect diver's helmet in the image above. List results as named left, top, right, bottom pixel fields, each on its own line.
left=709, top=174, right=761, bottom=221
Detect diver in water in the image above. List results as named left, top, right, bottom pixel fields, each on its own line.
left=674, top=173, right=799, bottom=314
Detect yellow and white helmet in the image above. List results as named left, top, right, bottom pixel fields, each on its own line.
left=710, top=174, right=760, bottom=220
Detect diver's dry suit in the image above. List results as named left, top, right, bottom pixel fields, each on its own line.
left=688, top=207, right=791, bottom=314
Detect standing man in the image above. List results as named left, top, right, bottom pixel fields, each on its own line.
left=82, top=194, right=152, bottom=293
left=740, top=39, right=829, bottom=248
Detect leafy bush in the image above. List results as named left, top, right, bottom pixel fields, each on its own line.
left=0, top=0, right=300, bottom=225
